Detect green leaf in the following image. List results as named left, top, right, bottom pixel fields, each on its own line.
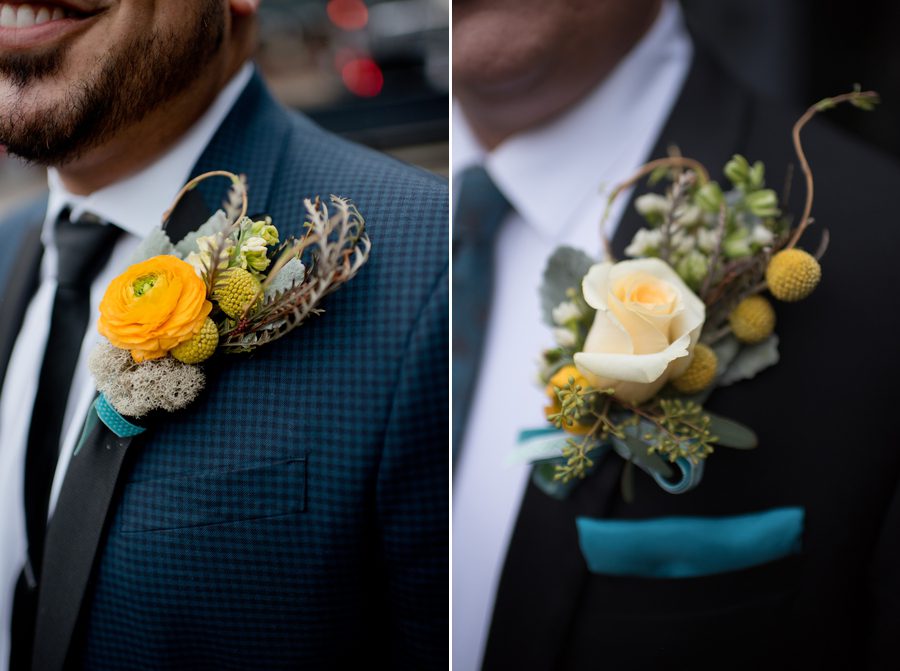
left=745, top=189, right=780, bottom=218
left=749, top=161, right=766, bottom=190
left=695, top=181, right=724, bottom=213
left=706, top=411, right=758, bottom=449
left=540, top=246, right=595, bottom=328
left=648, top=165, right=671, bottom=186
left=724, top=154, right=750, bottom=188
left=612, top=435, right=674, bottom=479
left=719, top=335, right=779, bottom=386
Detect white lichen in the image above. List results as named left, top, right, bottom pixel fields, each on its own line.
left=88, top=341, right=206, bottom=418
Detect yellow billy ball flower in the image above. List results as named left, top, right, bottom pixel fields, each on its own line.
left=213, top=268, right=262, bottom=319
left=729, top=295, right=776, bottom=344
left=171, top=317, right=219, bottom=364
left=544, top=364, right=593, bottom=435
left=672, top=343, right=718, bottom=394
left=766, top=248, right=821, bottom=302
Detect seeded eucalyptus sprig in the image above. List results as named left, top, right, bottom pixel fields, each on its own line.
left=644, top=399, right=717, bottom=464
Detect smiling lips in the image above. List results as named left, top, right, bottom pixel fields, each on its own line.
left=0, top=4, right=69, bottom=28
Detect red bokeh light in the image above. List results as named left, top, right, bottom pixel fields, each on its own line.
left=341, top=57, right=384, bottom=98
left=327, top=0, right=369, bottom=31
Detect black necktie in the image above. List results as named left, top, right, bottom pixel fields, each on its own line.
left=451, top=166, right=510, bottom=463
left=10, top=209, right=120, bottom=671
left=22, top=209, right=121, bottom=578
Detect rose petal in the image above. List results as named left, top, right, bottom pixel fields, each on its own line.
left=583, top=308, right=633, bottom=355
left=582, top=263, right=613, bottom=310
left=607, top=290, right=669, bottom=355
left=575, top=330, right=694, bottom=384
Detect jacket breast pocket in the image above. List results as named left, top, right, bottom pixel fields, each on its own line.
left=563, top=553, right=804, bottom=669
left=118, top=457, right=307, bottom=533
left=563, top=508, right=806, bottom=668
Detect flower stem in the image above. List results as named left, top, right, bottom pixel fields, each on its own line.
left=162, top=170, right=248, bottom=227
left=787, top=89, right=879, bottom=249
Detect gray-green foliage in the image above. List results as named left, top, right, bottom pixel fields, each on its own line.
left=540, top=247, right=594, bottom=328
left=174, top=210, right=229, bottom=257
left=719, top=335, right=780, bottom=386
left=129, top=227, right=176, bottom=264
left=264, top=257, right=307, bottom=300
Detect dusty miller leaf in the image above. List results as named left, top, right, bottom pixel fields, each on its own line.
left=541, top=246, right=595, bottom=328
left=712, top=335, right=741, bottom=376
left=129, top=227, right=177, bottom=264
left=265, top=257, right=307, bottom=300
left=174, top=209, right=230, bottom=256
left=719, top=335, right=779, bottom=386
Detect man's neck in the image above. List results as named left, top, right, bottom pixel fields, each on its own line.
left=457, top=1, right=662, bottom=151
left=44, top=62, right=256, bottom=242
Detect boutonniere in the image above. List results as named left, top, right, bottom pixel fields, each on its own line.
left=82, top=171, right=371, bottom=442
left=516, top=88, right=878, bottom=500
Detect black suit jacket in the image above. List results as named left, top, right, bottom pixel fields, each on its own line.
left=482, top=46, right=900, bottom=671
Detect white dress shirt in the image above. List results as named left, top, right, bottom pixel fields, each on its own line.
left=451, top=4, right=692, bottom=669
left=0, top=62, right=253, bottom=670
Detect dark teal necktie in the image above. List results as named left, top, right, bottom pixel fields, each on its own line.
left=452, top=166, right=510, bottom=463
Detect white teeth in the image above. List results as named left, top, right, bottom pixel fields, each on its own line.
left=16, top=5, right=36, bottom=28
left=0, top=6, right=15, bottom=28
left=0, top=4, right=71, bottom=29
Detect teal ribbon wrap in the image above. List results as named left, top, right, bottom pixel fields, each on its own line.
left=514, top=427, right=705, bottom=496
left=94, top=393, right=146, bottom=438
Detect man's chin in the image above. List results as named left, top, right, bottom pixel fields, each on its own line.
left=0, top=47, right=65, bottom=87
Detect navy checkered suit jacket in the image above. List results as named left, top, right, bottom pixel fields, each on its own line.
left=0, top=69, right=448, bottom=670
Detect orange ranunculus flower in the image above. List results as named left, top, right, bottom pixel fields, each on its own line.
left=98, top=255, right=213, bottom=362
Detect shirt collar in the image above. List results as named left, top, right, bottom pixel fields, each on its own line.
left=452, top=0, right=692, bottom=241
left=44, top=61, right=255, bottom=243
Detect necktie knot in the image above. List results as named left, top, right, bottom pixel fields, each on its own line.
left=55, top=209, right=121, bottom=289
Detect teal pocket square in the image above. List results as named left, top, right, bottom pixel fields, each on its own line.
left=576, top=506, right=804, bottom=578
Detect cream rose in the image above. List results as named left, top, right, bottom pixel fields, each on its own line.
left=573, top=258, right=705, bottom=404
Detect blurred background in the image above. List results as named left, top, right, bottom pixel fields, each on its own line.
left=0, top=0, right=449, bottom=215
left=4, top=0, right=900, bottom=216
left=682, top=0, right=900, bottom=157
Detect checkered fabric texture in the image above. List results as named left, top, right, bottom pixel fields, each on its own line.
left=3, top=70, right=448, bottom=669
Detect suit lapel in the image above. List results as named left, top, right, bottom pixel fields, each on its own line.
left=612, top=46, right=752, bottom=258
left=31, top=68, right=292, bottom=671
left=483, top=45, right=752, bottom=669
left=189, top=69, right=291, bottom=219
left=0, top=218, right=44, bottom=397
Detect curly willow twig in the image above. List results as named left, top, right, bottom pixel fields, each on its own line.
left=162, top=170, right=248, bottom=226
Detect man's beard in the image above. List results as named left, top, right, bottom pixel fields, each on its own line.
left=0, top=2, right=225, bottom=166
